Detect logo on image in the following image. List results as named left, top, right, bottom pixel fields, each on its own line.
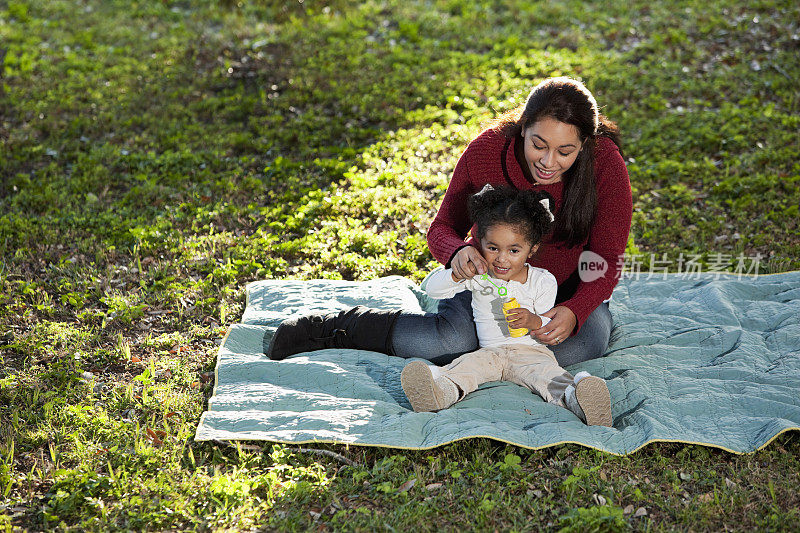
left=578, top=251, right=608, bottom=282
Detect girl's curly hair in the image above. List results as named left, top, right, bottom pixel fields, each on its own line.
left=468, top=184, right=554, bottom=246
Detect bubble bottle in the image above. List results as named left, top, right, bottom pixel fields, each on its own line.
left=502, top=298, right=529, bottom=337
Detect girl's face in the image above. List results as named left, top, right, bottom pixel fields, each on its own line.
left=480, top=223, right=538, bottom=283
left=522, top=116, right=583, bottom=185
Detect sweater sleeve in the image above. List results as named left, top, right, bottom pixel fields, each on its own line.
left=426, top=147, right=476, bottom=265
left=424, top=267, right=470, bottom=300
left=533, top=271, right=559, bottom=316
left=561, top=139, right=632, bottom=333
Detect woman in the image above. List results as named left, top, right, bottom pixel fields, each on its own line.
left=268, top=77, right=632, bottom=367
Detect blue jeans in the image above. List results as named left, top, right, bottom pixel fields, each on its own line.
left=390, top=291, right=612, bottom=368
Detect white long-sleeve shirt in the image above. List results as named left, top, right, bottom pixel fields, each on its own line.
left=423, top=265, right=557, bottom=348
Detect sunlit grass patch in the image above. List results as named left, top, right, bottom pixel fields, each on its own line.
left=1, top=0, right=799, bottom=529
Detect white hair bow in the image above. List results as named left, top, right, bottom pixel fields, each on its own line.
left=478, top=183, right=494, bottom=195
left=540, top=198, right=555, bottom=222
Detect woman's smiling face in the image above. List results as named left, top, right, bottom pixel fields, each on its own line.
left=522, top=116, right=583, bottom=185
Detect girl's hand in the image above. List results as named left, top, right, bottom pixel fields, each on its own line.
left=532, top=306, right=577, bottom=346
left=505, top=307, right=542, bottom=331
left=451, top=246, right=488, bottom=280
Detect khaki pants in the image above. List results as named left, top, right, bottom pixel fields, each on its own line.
left=440, top=343, right=574, bottom=406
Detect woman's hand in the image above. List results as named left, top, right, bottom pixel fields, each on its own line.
left=451, top=246, right=488, bottom=280
left=532, top=306, right=577, bottom=346
left=504, top=308, right=542, bottom=331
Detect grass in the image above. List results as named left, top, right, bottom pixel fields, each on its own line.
left=1, top=0, right=799, bottom=530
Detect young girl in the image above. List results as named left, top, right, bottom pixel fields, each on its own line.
left=401, top=185, right=612, bottom=426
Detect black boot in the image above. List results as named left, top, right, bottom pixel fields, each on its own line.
left=265, top=306, right=401, bottom=360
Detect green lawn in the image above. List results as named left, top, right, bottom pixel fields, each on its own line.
left=1, top=0, right=799, bottom=530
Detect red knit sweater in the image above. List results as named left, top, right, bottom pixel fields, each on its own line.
left=427, top=127, right=632, bottom=334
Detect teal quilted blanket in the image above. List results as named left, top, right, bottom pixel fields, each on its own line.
left=195, top=273, right=800, bottom=454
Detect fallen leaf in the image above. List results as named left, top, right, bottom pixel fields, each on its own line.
left=698, top=492, right=714, bottom=503
left=131, top=355, right=142, bottom=363
left=145, top=428, right=163, bottom=446
left=397, top=478, right=416, bottom=493
left=725, top=477, right=737, bottom=489
left=425, top=483, right=443, bottom=491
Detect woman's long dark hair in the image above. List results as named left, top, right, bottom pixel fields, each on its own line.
left=489, top=77, right=622, bottom=248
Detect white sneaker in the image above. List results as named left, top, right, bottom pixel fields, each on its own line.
left=564, top=372, right=612, bottom=427
left=401, top=361, right=459, bottom=412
